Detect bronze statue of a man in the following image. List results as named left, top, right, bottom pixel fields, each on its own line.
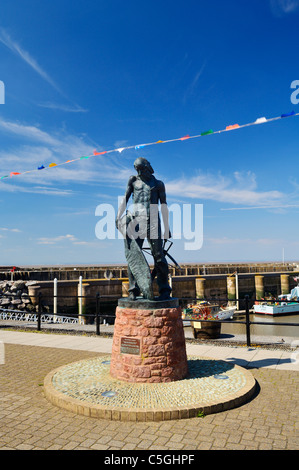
left=116, top=157, right=172, bottom=301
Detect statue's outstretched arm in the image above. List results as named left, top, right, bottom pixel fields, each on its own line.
left=116, top=176, right=134, bottom=228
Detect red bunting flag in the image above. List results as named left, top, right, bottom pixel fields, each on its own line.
left=180, top=135, right=190, bottom=140
left=94, top=150, right=107, bottom=155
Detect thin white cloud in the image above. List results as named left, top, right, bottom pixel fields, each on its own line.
left=37, top=234, right=78, bottom=245
left=269, top=0, right=299, bottom=16
left=221, top=204, right=299, bottom=211
left=233, top=171, right=257, bottom=191
left=37, top=234, right=92, bottom=245
left=0, top=181, right=74, bottom=196
left=0, top=27, right=60, bottom=92
left=0, top=27, right=87, bottom=112
left=165, top=171, right=284, bottom=207
left=0, top=117, right=132, bottom=192
left=38, top=102, right=88, bottom=113
left=0, top=118, right=60, bottom=145
left=0, top=227, right=21, bottom=232
left=183, top=61, right=206, bottom=103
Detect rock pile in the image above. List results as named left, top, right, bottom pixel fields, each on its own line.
left=0, top=280, right=38, bottom=312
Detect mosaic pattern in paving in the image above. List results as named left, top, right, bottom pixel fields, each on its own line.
left=45, top=355, right=256, bottom=420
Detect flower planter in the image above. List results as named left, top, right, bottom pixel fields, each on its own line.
left=191, top=320, right=221, bottom=339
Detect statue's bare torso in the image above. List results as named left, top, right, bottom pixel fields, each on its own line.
left=126, top=174, right=166, bottom=209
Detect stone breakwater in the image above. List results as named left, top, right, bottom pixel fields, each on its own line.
left=0, top=280, right=38, bottom=312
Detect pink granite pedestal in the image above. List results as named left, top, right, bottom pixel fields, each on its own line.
left=110, top=300, right=188, bottom=383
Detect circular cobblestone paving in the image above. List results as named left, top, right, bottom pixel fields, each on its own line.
left=44, top=356, right=256, bottom=421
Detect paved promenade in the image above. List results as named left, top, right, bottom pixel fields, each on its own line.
left=0, top=328, right=298, bottom=450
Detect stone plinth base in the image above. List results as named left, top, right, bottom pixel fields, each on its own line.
left=110, top=300, right=188, bottom=383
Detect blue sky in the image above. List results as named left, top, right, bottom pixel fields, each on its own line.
left=0, top=0, right=299, bottom=266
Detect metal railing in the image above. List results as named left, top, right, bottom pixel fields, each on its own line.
left=0, top=291, right=112, bottom=333
left=1, top=292, right=299, bottom=347
left=0, top=311, right=78, bottom=324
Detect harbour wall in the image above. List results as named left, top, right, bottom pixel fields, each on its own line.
left=1, top=262, right=298, bottom=281
left=14, top=270, right=299, bottom=319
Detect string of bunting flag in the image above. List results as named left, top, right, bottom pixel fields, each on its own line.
left=1, top=110, right=298, bottom=181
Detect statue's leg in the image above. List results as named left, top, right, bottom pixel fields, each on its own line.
left=149, top=238, right=172, bottom=299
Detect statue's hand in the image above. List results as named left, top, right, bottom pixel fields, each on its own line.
left=115, top=218, right=119, bottom=229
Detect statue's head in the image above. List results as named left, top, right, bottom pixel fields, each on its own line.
left=134, top=157, right=154, bottom=180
